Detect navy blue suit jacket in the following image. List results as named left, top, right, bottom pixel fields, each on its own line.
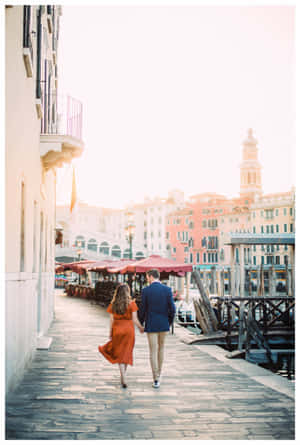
left=139, top=281, right=176, bottom=332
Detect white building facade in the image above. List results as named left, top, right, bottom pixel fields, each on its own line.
left=5, top=5, right=84, bottom=394
left=55, top=190, right=184, bottom=261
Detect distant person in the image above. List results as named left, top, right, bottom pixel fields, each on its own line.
left=98, top=284, right=144, bottom=388
left=139, top=269, right=176, bottom=388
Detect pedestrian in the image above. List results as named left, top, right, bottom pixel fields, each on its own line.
left=98, top=283, right=144, bottom=388
left=139, top=269, right=176, bottom=388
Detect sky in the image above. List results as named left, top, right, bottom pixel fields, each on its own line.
left=56, top=3, right=295, bottom=209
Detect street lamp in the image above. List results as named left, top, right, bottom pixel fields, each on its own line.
left=77, top=240, right=82, bottom=261
left=125, top=211, right=135, bottom=259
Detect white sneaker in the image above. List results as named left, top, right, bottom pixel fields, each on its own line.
left=152, top=380, right=160, bottom=388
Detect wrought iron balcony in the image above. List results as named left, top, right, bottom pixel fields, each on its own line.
left=40, top=94, right=84, bottom=170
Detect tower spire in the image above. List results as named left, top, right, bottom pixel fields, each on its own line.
left=239, top=128, right=262, bottom=198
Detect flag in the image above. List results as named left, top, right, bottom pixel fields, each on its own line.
left=70, top=166, right=77, bottom=213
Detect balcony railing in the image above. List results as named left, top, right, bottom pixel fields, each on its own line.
left=41, top=94, right=83, bottom=141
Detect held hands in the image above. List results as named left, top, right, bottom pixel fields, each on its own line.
left=138, top=326, right=144, bottom=334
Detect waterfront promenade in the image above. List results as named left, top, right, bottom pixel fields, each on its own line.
left=6, top=290, right=295, bottom=440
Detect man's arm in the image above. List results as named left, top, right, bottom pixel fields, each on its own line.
left=167, top=287, right=176, bottom=324
left=138, top=288, right=147, bottom=325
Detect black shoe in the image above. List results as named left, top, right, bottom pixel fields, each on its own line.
left=152, top=380, right=160, bottom=388
left=122, top=383, right=127, bottom=388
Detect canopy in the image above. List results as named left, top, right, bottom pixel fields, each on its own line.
left=118, top=255, right=193, bottom=276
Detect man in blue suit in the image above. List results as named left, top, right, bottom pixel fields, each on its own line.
left=139, top=269, right=176, bottom=388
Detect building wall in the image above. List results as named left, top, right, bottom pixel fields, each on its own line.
left=5, top=6, right=60, bottom=394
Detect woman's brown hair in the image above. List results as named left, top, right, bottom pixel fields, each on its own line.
left=111, top=283, right=131, bottom=315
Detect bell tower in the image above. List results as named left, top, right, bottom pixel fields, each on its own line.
left=240, top=128, right=262, bottom=198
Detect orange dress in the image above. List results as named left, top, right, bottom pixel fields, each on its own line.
left=98, top=300, right=138, bottom=366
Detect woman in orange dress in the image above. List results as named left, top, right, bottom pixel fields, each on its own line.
left=98, top=283, right=144, bottom=388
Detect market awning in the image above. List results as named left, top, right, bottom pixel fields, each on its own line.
left=118, top=255, right=193, bottom=276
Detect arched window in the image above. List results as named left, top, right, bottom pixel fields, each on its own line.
left=99, top=241, right=109, bottom=255
left=123, top=248, right=131, bottom=259
left=111, top=245, right=121, bottom=258
left=87, top=238, right=97, bottom=252
left=75, top=235, right=85, bottom=248
left=135, top=251, right=145, bottom=259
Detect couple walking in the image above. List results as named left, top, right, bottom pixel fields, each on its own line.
left=98, top=269, right=176, bottom=388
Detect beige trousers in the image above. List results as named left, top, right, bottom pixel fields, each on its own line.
left=146, top=332, right=168, bottom=380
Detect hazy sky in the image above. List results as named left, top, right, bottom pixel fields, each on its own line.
left=56, top=4, right=295, bottom=209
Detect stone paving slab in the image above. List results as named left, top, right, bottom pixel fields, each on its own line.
left=5, top=290, right=295, bottom=440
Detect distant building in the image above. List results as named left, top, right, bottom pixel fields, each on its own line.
left=55, top=190, right=184, bottom=260
left=250, top=189, right=295, bottom=266
left=166, top=129, right=294, bottom=269
left=5, top=6, right=84, bottom=394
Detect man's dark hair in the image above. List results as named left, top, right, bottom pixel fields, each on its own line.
left=146, top=269, right=160, bottom=280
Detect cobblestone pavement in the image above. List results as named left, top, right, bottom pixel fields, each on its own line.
left=6, top=290, right=295, bottom=440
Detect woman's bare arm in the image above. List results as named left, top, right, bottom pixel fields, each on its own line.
left=132, top=312, right=144, bottom=333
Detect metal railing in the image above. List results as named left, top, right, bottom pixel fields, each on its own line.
left=41, top=93, right=83, bottom=140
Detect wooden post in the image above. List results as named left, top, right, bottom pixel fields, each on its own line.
left=211, top=265, right=216, bottom=295
left=220, top=268, right=224, bottom=297
left=191, top=270, right=218, bottom=332
left=269, top=264, right=276, bottom=297
left=237, top=244, right=245, bottom=349
left=291, top=245, right=295, bottom=296
left=284, top=256, right=290, bottom=297
left=185, top=272, right=191, bottom=303
left=230, top=244, right=235, bottom=297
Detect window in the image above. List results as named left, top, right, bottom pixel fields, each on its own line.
left=290, top=224, right=294, bottom=232
left=32, top=201, right=38, bottom=273
left=215, top=253, right=218, bottom=263
left=275, top=209, right=279, bottom=216
left=253, top=226, right=256, bottom=234
left=196, top=252, right=200, bottom=263
left=284, top=245, right=288, bottom=251
left=189, top=253, right=193, bottom=263
left=261, top=226, right=264, bottom=233
left=235, top=248, right=239, bottom=264
left=202, top=220, right=207, bottom=228
left=270, top=225, right=274, bottom=233
left=208, top=253, right=211, bottom=263
left=265, top=209, right=274, bottom=219
left=253, top=212, right=256, bottom=218
left=158, top=231, right=161, bottom=238
left=203, top=253, right=206, bottom=263
left=266, top=225, right=269, bottom=234
left=283, top=208, right=287, bottom=216
left=253, top=256, right=256, bottom=265
left=253, top=245, right=256, bottom=252
left=275, top=256, right=280, bottom=265
left=276, top=224, right=279, bottom=233
left=284, top=224, right=287, bottom=233
left=165, top=232, right=169, bottom=239
left=290, top=207, right=293, bottom=216
left=261, top=256, right=265, bottom=265
left=173, top=247, right=176, bottom=253
left=20, top=182, right=25, bottom=272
